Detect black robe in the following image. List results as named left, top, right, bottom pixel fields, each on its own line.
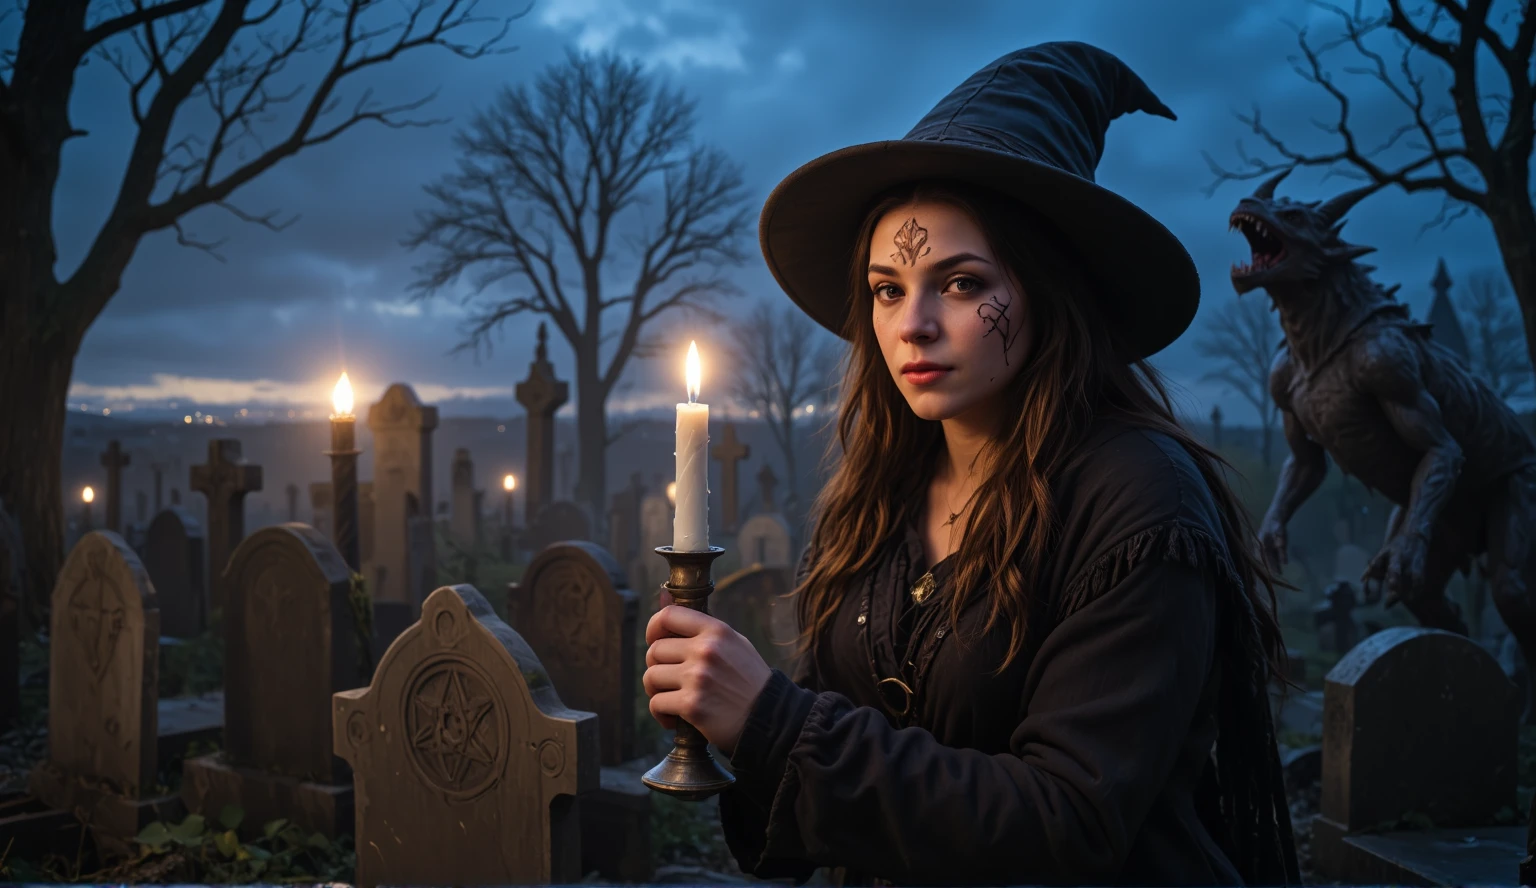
left=718, top=420, right=1298, bottom=886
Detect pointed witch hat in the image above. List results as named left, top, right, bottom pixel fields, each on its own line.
left=760, top=41, right=1198, bottom=359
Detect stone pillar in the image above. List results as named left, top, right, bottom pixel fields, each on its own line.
left=516, top=323, right=570, bottom=526
left=365, top=384, right=439, bottom=608
left=100, top=440, right=131, bottom=533
left=189, top=439, right=263, bottom=614
left=451, top=448, right=477, bottom=549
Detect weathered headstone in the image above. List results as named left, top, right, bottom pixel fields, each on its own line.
left=189, top=439, right=263, bottom=614
left=757, top=462, right=779, bottom=513
left=29, top=532, right=181, bottom=842
left=286, top=483, right=299, bottom=522
left=310, top=481, right=333, bottom=538
left=738, top=512, right=793, bottom=568
left=0, top=501, right=21, bottom=734
left=714, top=564, right=799, bottom=673
left=711, top=423, right=750, bottom=535
left=100, top=440, right=131, bottom=533
left=507, top=542, right=650, bottom=880
left=182, top=524, right=365, bottom=837
left=607, top=473, right=645, bottom=567
left=1312, top=627, right=1521, bottom=885
left=334, top=585, right=598, bottom=888
left=366, top=383, right=438, bottom=610
left=451, top=448, right=478, bottom=550
left=141, top=507, right=207, bottom=639
left=527, top=500, right=593, bottom=551
left=1314, top=580, right=1360, bottom=654
left=517, top=323, right=569, bottom=526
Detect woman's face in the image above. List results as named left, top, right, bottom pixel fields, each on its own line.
left=868, top=200, right=1029, bottom=425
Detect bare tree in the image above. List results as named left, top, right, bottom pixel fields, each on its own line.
left=406, top=50, right=752, bottom=529
left=0, top=0, right=512, bottom=622
left=1206, top=2, right=1536, bottom=369
left=727, top=301, right=840, bottom=532
left=1196, top=296, right=1283, bottom=470
left=1459, top=267, right=1535, bottom=400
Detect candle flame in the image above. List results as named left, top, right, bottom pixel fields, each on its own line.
left=332, top=372, right=354, bottom=417
left=503, top=473, right=516, bottom=492
left=82, top=486, right=95, bottom=504
left=685, top=341, right=701, bottom=403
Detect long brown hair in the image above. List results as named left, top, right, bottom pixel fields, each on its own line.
left=795, top=179, right=1287, bottom=683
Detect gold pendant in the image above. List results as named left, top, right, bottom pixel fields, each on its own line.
left=911, top=571, right=935, bottom=603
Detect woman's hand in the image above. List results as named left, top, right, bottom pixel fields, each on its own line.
left=643, top=592, right=772, bottom=758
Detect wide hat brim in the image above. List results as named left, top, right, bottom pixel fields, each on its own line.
left=759, top=139, right=1200, bottom=360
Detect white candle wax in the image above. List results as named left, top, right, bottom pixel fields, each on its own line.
left=674, top=402, right=709, bottom=551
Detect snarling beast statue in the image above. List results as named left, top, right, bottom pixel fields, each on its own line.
left=1231, top=169, right=1536, bottom=710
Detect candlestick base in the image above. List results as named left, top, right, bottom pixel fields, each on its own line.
left=643, top=545, right=734, bottom=801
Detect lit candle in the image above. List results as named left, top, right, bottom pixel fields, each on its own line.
left=328, top=372, right=362, bottom=571
left=81, top=485, right=96, bottom=532
left=674, top=342, right=709, bottom=551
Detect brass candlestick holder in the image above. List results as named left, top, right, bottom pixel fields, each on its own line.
left=643, top=544, right=734, bottom=801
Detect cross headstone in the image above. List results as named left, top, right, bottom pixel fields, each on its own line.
left=738, top=513, right=793, bottom=568
left=0, top=501, right=22, bottom=734
left=310, top=482, right=333, bottom=538
left=182, top=524, right=364, bottom=837
left=286, top=483, right=299, bottom=522
left=1312, top=628, right=1521, bottom=884
left=607, top=473, right=645, bottom=567
left=189, top=439, right=262, bottom=614
left=451, top=448, right=477, bottom=550
left=100, top=440, right=131, bottom=533
left=517, top=323, right=570, bottom=525
left=365, top=383, right=439, bottom=610
left=756, top=462, right=779, bottom=514
left=29, top=532, right=179, bottom=841
left=714, top=564, right=798, bottom=673
left=1314, top=580, right=1360, bottom=654
left=141, top=507, right=207, bottom=639
left=711, top=422, right=750, bottom=535
left=509, top=542, right=653, bottom=880
left=333, top=584, right=597, bottom=888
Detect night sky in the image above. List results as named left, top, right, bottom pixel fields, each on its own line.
left=13, top=0, right=1515, bottom=424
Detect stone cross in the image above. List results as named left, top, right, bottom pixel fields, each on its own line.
left=100, top=440, right=131, bottom=533
left=1210, top=404, right=1223, bottom=450
left=516, top=323, right=570, bottom=525
left=286, top=483, right=299, bottom=522
left=189, top=439, right=263, bottom=614
left=711, top=422, right=750, bottom=535
left=334, top=584, right=597, bottom=887
left=365, top=383, right=438, bottom=610
left=1313, top=580, right=1359, bottom=654
left=184, top=524, right=363, bottom=837
left=757, top=462, right=780, bottom=514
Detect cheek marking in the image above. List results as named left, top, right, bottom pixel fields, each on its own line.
left=891, top=218, right=932, bottom=266
left=977, top=294, right=1014, bottom=366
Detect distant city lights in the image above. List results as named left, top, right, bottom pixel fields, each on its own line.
left=184, top=415, right=192, bottom=424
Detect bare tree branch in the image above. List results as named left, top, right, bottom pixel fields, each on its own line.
left=1196, top=296, right=1283, bottom=467
left=1458, top=267, right=1535, bottom=400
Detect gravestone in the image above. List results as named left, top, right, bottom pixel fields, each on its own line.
left=100, top=440, right=131, bottom=533
left=333, top=584, right=598, bottom=888
left=183, top=524, right=365, bottom=838
left=607, top=473, right=645, bottom=567
left=29, top=532, right=181, bottom=842
left=757, top=462, right=779, bottom=513
left=517, top=323, right=569, bottom=525
left=0, top=502, right=21, bottom=734
left=738, top=512, right=793, bottom=568
left=528, top=500, right=593, bottom=551
left=141, top=507, right=207, bottom=639
left=366, top=383, right=438, bottom=609
left=451, top=448, right=478, bottom=549
left=286, top=483, right=299, bottom=522
left=1312, top=627, right=1521, bottom=885
left=637, top=493, right=672, bottom=615
left=189, top=439, right=262, bottom=614
left=1314, top=580, right=1360, bottom=654
left=508, top=542, right=651, bottom=880
left=714, top=564, right=799, bottom=673
left=711, top=422, right=750, bottom=535
left=309, top=482, right=333, bottom=538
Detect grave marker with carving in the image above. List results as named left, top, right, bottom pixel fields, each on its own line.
left=189, top=439, right=262, bottom=614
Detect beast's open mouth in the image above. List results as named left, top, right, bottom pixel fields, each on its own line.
left=1229, top=211, right=1287, bottom=279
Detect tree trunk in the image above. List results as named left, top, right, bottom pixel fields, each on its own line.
left=0, top=317, right=74, bottom=629
left=573, top=352, right=608, bottom=541
left=1488, top=199, right=1536, bottom=379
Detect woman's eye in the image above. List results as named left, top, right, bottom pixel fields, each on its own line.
left=873, top=283, right=900, bottom=301
left=950, top=276, right=982, bottom=294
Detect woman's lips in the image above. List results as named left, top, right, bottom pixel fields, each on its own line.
left=902, top=368, right=951, bottom=386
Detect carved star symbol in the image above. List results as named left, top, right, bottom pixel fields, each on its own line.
left=411, top=668, right=495, bottom=786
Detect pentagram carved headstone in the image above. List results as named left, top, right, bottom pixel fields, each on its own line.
left=141, top=507, right=207, bottom=639
left=189, top=438, right=262, bottom=614
left=183, top=524, right=364, bottom=838
left=30, top=532, right=179, bottom=839
left=714, top=564, right=799, bottom=674
left=1312, top=627, right=1520, bottom=883
left=509, top=541, right=637, bottom=766
left=333, top=584, right=597, bottom=888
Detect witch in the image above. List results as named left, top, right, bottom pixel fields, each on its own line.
left=641, top=41, right=1299, bottom=886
